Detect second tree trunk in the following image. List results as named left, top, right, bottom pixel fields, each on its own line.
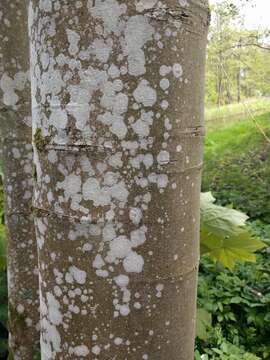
left=0, top=0, right=40, bottom=358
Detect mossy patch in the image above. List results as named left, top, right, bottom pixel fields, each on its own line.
left=33, top=128, right=51, bottom=152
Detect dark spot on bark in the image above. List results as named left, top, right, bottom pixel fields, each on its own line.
left=32, top=164, right=37, bottom=181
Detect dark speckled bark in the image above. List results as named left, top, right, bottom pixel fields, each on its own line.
left=0, top=0, right=40, bottom=358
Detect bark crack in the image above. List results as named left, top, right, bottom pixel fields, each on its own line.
left=34, top=142, right=116, bottom=155
left=145, top=5, right=193, bottom=26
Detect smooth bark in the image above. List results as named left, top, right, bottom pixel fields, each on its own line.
left=29, top=0, right=209, bottom=359
left=0, top=1, right=40, bottom=358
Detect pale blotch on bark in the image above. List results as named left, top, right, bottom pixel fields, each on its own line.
left=29, top=0, right=209, bottom=359
left=0, top=1, right=40, bottom=358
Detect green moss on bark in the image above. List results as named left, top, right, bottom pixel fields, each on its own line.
left=34, top=128, right=51, bottom=152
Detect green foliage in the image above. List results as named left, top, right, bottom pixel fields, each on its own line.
left=0, top=227, right=6, bottom=272
left=203, top=113, right=270, bottom=223
left=200, top=192, right=265, bottom=269
left=196, top=253, right=270, bottom=359
left=7, top=350, right=14, bottom=360
left=33, top=351, right=41, bottom=360
left=248, top=220, right=270, bottom=246
left=195, top=344, right=261, bottom=360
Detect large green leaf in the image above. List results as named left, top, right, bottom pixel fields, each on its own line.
left=200, top=193, right=266, bottom=269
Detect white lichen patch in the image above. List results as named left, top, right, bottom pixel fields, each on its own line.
left=135, top=0, right=158, bottom=12
left=130, top=227, right=147, bottom=247
left=88, top=0, right=127, bottom=35
left=123, top=15, right=154, bottom=76
left=133, top=80, right=157, bottom=107
left=160, top=78, right=170, bottom=91
left=66, top=29, right=80, bottom=56
left=179, top=0, right=189, bottom=6
left=68, top=266, right=87, bottom=284
left=123, top=252, right=144, bottom=273
left=40, top=292, right=62, bottom=359
left=17, top=304, right=25, bottom=314
left=57, top=174, right=82, bottom=211
left=91, top=344, right=101, bottom=355
left=114, top=274, right=129, bottom=288
left=156, top=283, right=164, bottom=298
left=173, top=63, right=183, bottom=78
left=157, top=150, right=170, bottom=165
left=0, top=71, right=29, bottom=107
left=129, top=207, right=142, bottom=225
left=70, top=345, right=90, bottom=357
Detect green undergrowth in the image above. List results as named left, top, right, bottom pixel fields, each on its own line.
left=196, top=251, right=270, bottom=359
left=198, top=110, right=270, bottom=359
left=203, top=112, right=270, bottom=223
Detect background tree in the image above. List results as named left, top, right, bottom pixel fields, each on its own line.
left=29, top=0, right=209, bottom=359
left=205, top=1, right=270, bottom=106
left=0, top=0, right=40, bottom=358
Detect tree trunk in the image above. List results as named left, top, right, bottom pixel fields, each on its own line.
left=0, top=1, right=40, bottom=358
left=236, top=39, right=242, bottom=103
left=29, top=1, right=209, bottom=359
left=216, top=13, right=223, bottom=107
left=225, top=76, right=232, bottom=105
left=237, top=68, right=241, bottom=103
left=217, top=73, right=223, bottom=106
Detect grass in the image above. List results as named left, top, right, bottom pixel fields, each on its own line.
left=205, top=98, right=270, bottom=129
left=204, top=112, right=270, bottom=162
left=203, top=111, right=270, bottom=222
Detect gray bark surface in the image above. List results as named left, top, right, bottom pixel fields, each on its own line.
left=29, top=0, right=209, bottom=359
left=0, top=1, right=40, bottom=358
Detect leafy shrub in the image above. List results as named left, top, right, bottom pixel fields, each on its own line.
left=196, top=252, right=270, bottom=359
